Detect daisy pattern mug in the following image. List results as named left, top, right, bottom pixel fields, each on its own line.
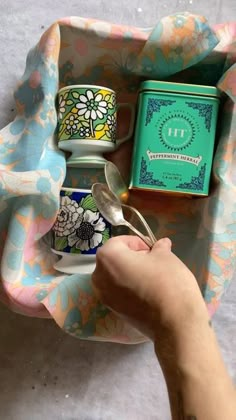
left=57, top=85, right=135, bottom=167
left=51, top=187, right=112, bottom=274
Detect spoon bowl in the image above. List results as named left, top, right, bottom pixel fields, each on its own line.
left=104, top=161, right=129, bottom=203
left=92, top=183, right=153, bottom=248
left=92, top=183, right=125, bottom=226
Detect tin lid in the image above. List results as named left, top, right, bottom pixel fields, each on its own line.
left=140, top=80, right=221, bottom=98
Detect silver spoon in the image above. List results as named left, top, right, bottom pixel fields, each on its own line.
left=92, top=183, right=153, bottom=248
left=104, top=161, right=157, bottom=243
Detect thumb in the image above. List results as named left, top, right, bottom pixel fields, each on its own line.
left=152, top=237, right=172, bottom=252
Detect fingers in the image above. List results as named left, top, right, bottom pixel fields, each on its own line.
left=95, top=236, right=172, bottom=276
left=117, top=235, right=150, bottom=251
left=99, top=235, right=150, bottom=253
left=151, top=237, right=172, bottom=253
left=94, top=235, right=149, bottom=277
left=96, top=236, right=171, bottom=263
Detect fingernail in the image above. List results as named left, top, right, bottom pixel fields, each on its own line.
left=162, top=237, right=172, bottom=245
left=157, top=237, right=172, bottom=249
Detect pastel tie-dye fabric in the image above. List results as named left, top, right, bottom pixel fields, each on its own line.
left=0, top=12, right=236, bottom=343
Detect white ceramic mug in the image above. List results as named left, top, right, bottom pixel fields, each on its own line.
left=51, top=187, right=112, bottom=274
left=57, top=84, right=135, bottom=167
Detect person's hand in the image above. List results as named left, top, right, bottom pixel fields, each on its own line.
left=92, top=235, right=209, bottom=340
left=93, top=235, right=236, bottom=420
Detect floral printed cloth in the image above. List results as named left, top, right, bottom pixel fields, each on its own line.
left=0, top=12, right=236, bottom=343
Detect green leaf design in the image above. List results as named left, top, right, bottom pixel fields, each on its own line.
left=64, top=191, right=72, bottom=196
left=66, top=99, right=73, bottom=105
left=95, top=123, right=105, bottom=131
left=71, top=246, right=81, bottom=254
left=108, top=103, right=113, bottom=109
left=72, top=91, right=79, bottom=99
left=81, top=121, right=90, bottom=128
left=55, top=236, right=68, bottom=251
left=58, top=123, right=64, bottom=133
left=80, top=195, right=97, bottom=212
left=79, top=197, right=84, bottom=207
left=105, top=130, right=111, bottom=139
left=102, top=228, right=110, bottom=244
left=105, top=94, right=111, bottom=101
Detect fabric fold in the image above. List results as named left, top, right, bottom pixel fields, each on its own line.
left=0, top=14, right=236, bottom=343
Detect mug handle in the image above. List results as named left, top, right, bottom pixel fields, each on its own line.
left=116, top=103, right=135, bottom=147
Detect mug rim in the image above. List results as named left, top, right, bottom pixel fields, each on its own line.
left=61, top=187, right=92, bottom=193
left=58, top=84, right=115, bottom=94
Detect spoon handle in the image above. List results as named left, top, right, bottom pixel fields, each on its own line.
left=122, top=204, right=156, bottom=245
left=123, top=220, right=153, bottom=248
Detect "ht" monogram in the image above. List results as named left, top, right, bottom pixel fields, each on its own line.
left=168, top=128, right=186, bottom=138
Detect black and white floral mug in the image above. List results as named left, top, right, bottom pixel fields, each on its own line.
left=57, top=85, right=135, bottom=167
left=51, top=187, right=112, bottom=274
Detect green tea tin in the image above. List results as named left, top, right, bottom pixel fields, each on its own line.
left=129, top=80, right=220, bottom=196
